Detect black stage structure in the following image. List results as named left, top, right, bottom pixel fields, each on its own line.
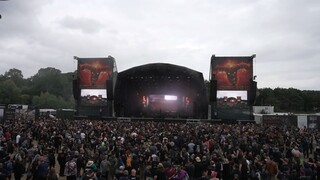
left=114, top=63, right=208, bottom=119
left=209, top=55, right=257, bottom=122
left=73, top=56, right=117, bottom=118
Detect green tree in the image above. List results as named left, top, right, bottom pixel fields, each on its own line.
left=32, top=92, right=60, bottom=109
left=286, top=88, right=304, bottom=112
left=302, top=91, right=320, bottom=112
left=4, top=68, right=25, bottom=87
left=30, top=67, right=64, bottom=96
left=0, top=79, right=21, bottom=104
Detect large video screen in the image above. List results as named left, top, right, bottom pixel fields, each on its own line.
left=80, top=89, right=107, bottom=105
left=78, top=58, right=113, bottom=88
left=211, top=57, right=253, bottom=90
left=217, top=90, right=248, bottom=101
left=215, top=90, right=251, bottom=120
left=148, top=95, right=180, bottom=113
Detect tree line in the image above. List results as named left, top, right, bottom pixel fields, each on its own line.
left=0, top=68, right=75, bottom=109
left=255, top=87, right=320, bottom=113
left=0, top=68, right=319, bottom=112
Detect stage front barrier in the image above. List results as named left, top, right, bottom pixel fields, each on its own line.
left=237, top=119, right=255, bottom=124
left=186, top=119, right=201, bottom=124
left=117, top=117, right=131, bottom=122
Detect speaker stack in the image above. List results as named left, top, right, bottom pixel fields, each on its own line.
left=72, top=79, right=80, bottom=100
left=248, top=80, right=257, bottom=105
left=210, top=79, right=217, bottom=102
left=107, top=79, right=114, bottom=100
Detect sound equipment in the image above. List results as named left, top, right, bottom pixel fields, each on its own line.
left=73, top=79, right=80, bottom=100
left=248, top=80, right=257, bottom=105
left=210, top=79, right=217, bottom=102
left=107, top=79, right=114, bottom=100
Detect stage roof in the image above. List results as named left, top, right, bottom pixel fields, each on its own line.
left=119, top=63, right=204, bottom=80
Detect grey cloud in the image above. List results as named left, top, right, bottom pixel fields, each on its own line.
left=0, top=0, right=320, bottom=90
left=58, top=16, right=104, bottom=34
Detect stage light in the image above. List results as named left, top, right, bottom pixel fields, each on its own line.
left=142, top=96, right=148, bottom=107
left=164, top=95, right=177, bottom=101
left=228, top=97, right=237, bottom=103
left=185, top=97, right=190, bottom=105
left=90, top=96, right=98, bottom=101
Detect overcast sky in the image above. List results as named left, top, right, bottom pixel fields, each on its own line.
left=1, top=0, right=320, bottom=90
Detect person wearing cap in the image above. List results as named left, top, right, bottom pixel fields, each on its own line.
left=84, top=160, right=98, bottom=178
left=82, top=167, right=98, bottom=180
left=86, top=160, right=97, bottom=171
left=194, top=156, right=205, bottom=179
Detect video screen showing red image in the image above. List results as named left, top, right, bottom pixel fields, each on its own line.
left=80, top=89, right=107, bottom=105
left=212, top=57, right=253, bottom=90
left=78, top=59, right=112, bottom=88
left=215, top=90, right=251, bottom=120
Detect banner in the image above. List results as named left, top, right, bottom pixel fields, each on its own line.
left=307, top=115, right=319, bottom=129
left=211, top=56, right=253, bottom=90
left=297, top=115, right=308, bottom=128
left=78, top=58, right=113, bottom=89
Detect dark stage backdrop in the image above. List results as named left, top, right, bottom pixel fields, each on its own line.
left=114, top=63, right=208, bottom=118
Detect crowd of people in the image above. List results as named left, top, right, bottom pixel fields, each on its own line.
left=0, top=114, right=320, bottom=180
